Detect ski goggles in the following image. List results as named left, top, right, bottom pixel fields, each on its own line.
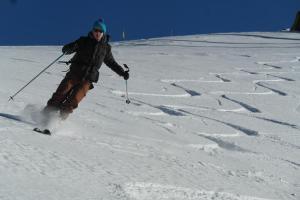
left=93, top=28, right=104, bottom=33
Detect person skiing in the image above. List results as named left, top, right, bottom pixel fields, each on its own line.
left=44, top=19, right=129, bottom=120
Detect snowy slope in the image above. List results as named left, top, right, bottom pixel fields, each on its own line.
left=0, top=32, right=300, bottom=200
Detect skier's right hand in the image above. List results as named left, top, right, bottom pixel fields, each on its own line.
left=62, top=42, right=78, bottom=54
left=62, top=46, right=69, bottom=54
left=62, top=45, right=74, bottom=54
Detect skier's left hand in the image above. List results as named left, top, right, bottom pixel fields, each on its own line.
left=123, top=71, right=129, bottom=80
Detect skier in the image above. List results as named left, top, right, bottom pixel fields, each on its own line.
left=44, top=19, right=129, bottom=120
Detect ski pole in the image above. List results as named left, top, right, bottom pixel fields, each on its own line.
left=124, top=64, right=131, bottom=104
left=9, top=53, right=65, bottom=101
left=125, top=79, right=130, bottom=104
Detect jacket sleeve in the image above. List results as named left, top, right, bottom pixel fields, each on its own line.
left=104, top=44, right=125, bottom=76
left=62, top=37, right=83, bottom=55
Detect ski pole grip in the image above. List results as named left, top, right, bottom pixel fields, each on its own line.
left=124, top=64, right=130, bottom=72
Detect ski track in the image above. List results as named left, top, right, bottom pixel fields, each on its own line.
left=178, top=109, right=259, bottom=136
left=111, top=90, right=191, bottom=98
left=0, top=112, right=35, bottom=126
left=215, top=74, right=231, bottom=82
left=170, top=83, right=201, bottom=96
left=262, top=63, right=282, bottom=69
left=266, top=74, right=295, bottom=82
left=161, top=79, right=223, bottom=83
left=240, top=69, right=260, bottom=75
left=254, top=116, right=300, bottom=130
left=255, top=82, right=287, bottom=96
left=194, top=133, right=255, bottom=153
left=210, top=91, right=274, bottom=95
left=221, top=95, right=261, bottom=113
left=256, top=57, right=300, bottom=65
left=163, top=104, right=247, bottom=113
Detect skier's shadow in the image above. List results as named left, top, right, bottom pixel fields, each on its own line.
left=0, top=112, right=35, bottom=125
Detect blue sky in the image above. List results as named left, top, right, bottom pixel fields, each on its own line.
left=1, top=0, right=299, bottom=45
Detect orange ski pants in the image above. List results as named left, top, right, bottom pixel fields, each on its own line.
left=46, top=73, right=91, bottom=115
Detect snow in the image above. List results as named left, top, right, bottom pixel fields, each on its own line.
left=0, top=32, right=300, bottom=200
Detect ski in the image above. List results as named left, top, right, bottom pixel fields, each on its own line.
left=33, top=128, right=51, bottom=135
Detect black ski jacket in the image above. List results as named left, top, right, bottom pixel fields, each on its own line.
left=62, top=32, right=125, bottom=83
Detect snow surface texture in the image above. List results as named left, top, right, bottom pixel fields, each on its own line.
left=0, top=32, right=299, bottom=200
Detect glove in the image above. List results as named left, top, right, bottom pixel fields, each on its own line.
left=62, top=46, right=76, bottom=54
left=123, top=70, right=129, bottom=80
left=62, top=46, right=70, bottom=54
left=62, top=43, right=78, bottom=54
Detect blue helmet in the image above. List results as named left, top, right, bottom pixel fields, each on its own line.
left=92, top=19, right=107, bottom=33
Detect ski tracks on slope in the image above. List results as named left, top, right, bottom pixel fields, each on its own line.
left=110, top=59, right=300, bottom=147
